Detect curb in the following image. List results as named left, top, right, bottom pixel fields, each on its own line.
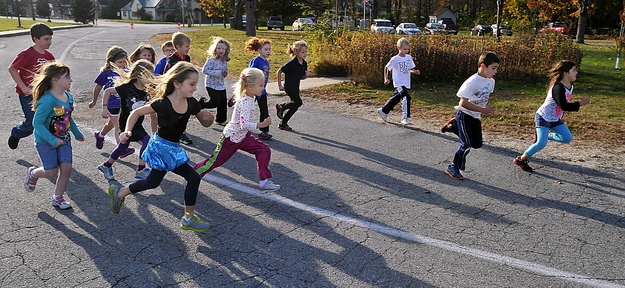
left=0, top=24, right=93, bottom=38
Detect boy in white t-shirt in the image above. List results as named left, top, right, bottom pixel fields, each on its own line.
left=377, top=38, right=420, bottom=125
left=445, top=52, right=500, bottom=180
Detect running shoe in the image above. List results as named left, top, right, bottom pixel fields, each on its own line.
left=401, top=118, right=412, bottom=125
left=51, top=196, right=71, bottom=209
left=24, top=166, right=38, bottom=192
left=377, top=108, right=388, bottom=122
left=180, top=215, right=210, bottom=232
left=135, top=168, right=151, bottom=180
left=445, top=165, right=464, bottom=180
left=108, top=185, right=124, bottom=214
left=179, top=133, right=193, bottom=145
left=278, top=124, right=292, bottom=131
left=258, top=132, right=272, bottom=140
left=98, top=164, right=115, bottom=180
left=275, top=104, right=284, bottom=119
left=8, top=136, right=19, bottom=149
left=94, top=132, right=105, bottom=149
left=513, top=156, right=533, bottom=172
left=259, top=180, right=280, bottom=192
left=441, top=118, right=457, bottom=133
left=119, top=147, right=135, bottom=158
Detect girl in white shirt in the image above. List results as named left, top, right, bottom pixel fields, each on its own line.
left=194, top=68, right=280, bottom=192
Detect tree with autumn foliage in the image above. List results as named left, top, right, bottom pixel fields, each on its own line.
left=198, top=0, right=232, bottom=28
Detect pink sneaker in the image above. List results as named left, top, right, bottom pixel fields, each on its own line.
left=94, top=132, right=105, bottom=149
left=24, top=166, right=38, bottom=192
left=119, top=147, right=135, bottom=158
left=51, top=196, right=71, bottom=209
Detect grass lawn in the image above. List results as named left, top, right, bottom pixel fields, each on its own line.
left=0, top=18, right=81, bottom=32
left=150, top=27, right=624, bottom=148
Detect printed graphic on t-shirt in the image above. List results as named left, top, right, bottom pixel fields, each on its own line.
left=398, top=60, right=412, bottom=74
left=471, top=86, right=492, bottom=107
left=48, top=104, right=74, bottom=143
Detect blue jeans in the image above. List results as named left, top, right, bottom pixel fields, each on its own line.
left=11, top=95, right=35, bottom=139
left=523, top=114, right=572, bottom=157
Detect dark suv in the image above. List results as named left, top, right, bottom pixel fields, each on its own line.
left=267, top=16, right=284, bottom=30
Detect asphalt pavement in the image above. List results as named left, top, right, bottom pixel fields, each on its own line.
left=1, top=21, right=624, bottom=287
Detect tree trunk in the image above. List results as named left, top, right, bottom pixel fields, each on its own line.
left=246, top=0, right=256, bottom=36
left=576, top=0, right=590, bottom=44
left=232, top=0, right=244, bottom=30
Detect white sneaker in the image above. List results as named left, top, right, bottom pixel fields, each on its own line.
left=24, top=166, right=38, bottom=192
left=377, top=108, right=388, bottom=122
left=401, top=118, right=412, bottom=125
left=259, top=180, right=280, bottom=192
left=51, top=196, right=72, bottom=209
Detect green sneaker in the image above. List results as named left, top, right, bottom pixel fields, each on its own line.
left=108, top=185, right=125, bottom=214
left=180, top=215, right=210, bottom=232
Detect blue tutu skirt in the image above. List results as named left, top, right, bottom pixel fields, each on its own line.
left=142, top=134, right=189, bottom=171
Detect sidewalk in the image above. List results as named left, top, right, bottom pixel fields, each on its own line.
left=265, top=77, right=348, bottom=95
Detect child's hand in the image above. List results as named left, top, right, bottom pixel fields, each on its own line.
left=259, top=117, right=272, bottom=128
left=101, top=109, right=110, bottom=118
left=482, top=106, right=496, bottom=115
left=222, top=70, right=228, bottom=77
left=22, top=87, right=32, bottom=96
left=55, top=139, right=64, bottom=147
left=88, top=101, right=96, bottom=109
left=76, top=136, right=85, bottom=142
left=119, top=131, right=131, bottom=143
left=384, top=79, right=390, bottom=85
left=278, top=84, right=285, bottom=91
left=580, top=97, right=590, bottom=106
left=412, top=69, right=421, bottom=75
left=305, top=71, right=311, bottom=77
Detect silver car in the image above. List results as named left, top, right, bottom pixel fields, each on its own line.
left=396, top=23, right=422, bottom=35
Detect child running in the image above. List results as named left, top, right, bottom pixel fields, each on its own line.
left=512, top=60, right=590, bottom=172
left=194, top=68, right=280, bottom=192
left=129, top=43, right=157, bottom=65
left=199, top=37, right=230, bottom=125
left=377, top=38, right=420, bottom=125
left=245, top=37, right=273, bottom=140
left=8, top=23, right=55, bottom=150
left=25, top=61, right=85, bottom=209
left=155, top=41, right=175, bottom=75
left=107, top=61, right=215, bottom=232
left=275, top=40, right=310, bottom=131
left=163, top=32, right=194, bottom=145
left=445, top=52, right=500, bottom=180
left=98, top=60, right=155, bottom=181
left=89, top=46, right=134, bottom=157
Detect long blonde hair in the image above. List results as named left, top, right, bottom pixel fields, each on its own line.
left=101, top=45, right=129, bottom=72
left=31, top=61, right=70, bottom=110
left=148, top=61, right=198, bottom=102
left=234, top=68, right=264, bottom=100
left=205, top=37, right=231, bottom=61
left=114, top=59, right=155, bottom=86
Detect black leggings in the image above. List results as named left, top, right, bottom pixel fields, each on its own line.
left=281, top=90, right=302, bottom=125
left=205, top=87, right=228, bottom=123
left=256, top=93, right=269, bottom=132
left=128, top=163, right=201, bottom=206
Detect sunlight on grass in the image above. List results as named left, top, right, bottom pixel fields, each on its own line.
left=0, top=18, right=82, bottom=32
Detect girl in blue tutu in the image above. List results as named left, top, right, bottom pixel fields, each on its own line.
left=107, top=61, right=215, bottom=233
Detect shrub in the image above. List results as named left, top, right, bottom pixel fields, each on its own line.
left=314, top=32, right=582, bottom=87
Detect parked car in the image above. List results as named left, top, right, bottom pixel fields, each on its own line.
left=396, top=23, right=422, bottom=35
left=438, top=18, right=458, bottom=35
left=470, top=25, right=493, bottom=36
left=267, top=16, right=284, bottom=30
left=292, top=18, right=314, bottom=31
left=491, top=24, right=513, bottom=36
left=539, top=22, right=565, bottom=33
left=424, top=22, right=447, bottom=35
left=370, top=19, right=395, bottom=34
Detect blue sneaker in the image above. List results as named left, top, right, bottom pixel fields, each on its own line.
left=445, top=165, right=464, bottom=180
left=98, top=164, right=114, bottom=180
left=135, top=168, right=151, bottom=180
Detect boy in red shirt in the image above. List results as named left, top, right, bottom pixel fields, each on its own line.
left=8, top=23, right=55, bottom=149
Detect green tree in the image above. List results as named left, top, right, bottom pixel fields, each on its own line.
left=71, top=0, right=94, bottom=23
left=36, top=0, right=51, bottom=18
left=198, top=0, right=232, bottom=27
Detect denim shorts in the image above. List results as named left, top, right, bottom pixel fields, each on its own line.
left=535, top=113, right=564, bottom=129
left=36, top=142, right=73, bottom=170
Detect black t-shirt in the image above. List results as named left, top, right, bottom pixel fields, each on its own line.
left=117, top=81, right=149, bottom=133
left=280, top=57, right=307, bottom=91
left=164, top=53, right=191, bottom=74
left=151, top=97, right=201, bottom=142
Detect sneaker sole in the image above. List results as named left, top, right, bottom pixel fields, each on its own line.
left=441, top=118, right=456, bottom=133
left=444, top=170, right=464, bottom=180
left=180, top=225, right=210, bottom=232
